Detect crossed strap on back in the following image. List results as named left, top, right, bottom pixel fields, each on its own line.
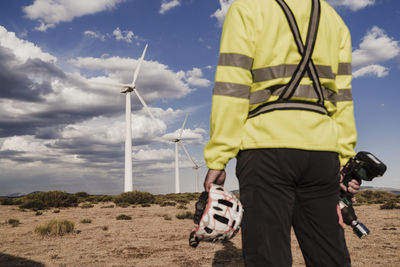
left=248, top=0, right=328, bottom=118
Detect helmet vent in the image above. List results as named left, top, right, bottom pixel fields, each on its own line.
left=214, top=214, right=229, bottom=224
left=213, top=206, right=223, bottom=211
left=218, top=199, right=233, bottom=207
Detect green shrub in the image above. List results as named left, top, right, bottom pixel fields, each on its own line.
left=35, top=211, right=43, bottom=216
left=101, top=204, right=115, bottom=208
left=80, top=219, right=92, bottom=224
left=113, top=191, right=155, bottom=205
left=1, top=198, right=22, bottom=206
left=176, top=211, right=194, bottom=220
left=74, top=192, right=89, bottom=198
left=35, top=219, right=74, bottom=236
left=80, top=203, right=94, bottom=209
left=163, top=215, right=172, bottom=220
left=116, top=202, right=130, bottom=208
left=23, top=191, right=78, bottom=209
left=357, top=190, right=397, bottom=204
left=177, top=204, right=187, bottom=210
left=160, top=201, right=176, bottom=207
left=19, top=199, right=46, bottom=210
left=141, top=203, right=151, bottom=207
left=116, top=214, right=132, bottom=220
left=155, top=193, right=200, bottom=205
left=102, top=226, right=109, bottom=231
left=53, top=209, right=60, bottom=213
left=380, top=201, right=399, bottom=210
left=8, top=219, right=20, bottom=227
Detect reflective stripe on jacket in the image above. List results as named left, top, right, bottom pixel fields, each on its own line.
left=204, top=0, right=357, bottom=170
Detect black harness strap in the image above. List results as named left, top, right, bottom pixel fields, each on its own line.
left=248, top=0, right=328, bottom=118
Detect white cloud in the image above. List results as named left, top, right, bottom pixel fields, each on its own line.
left=23, top=0, right=125, bottom=31
left=211, top=0, right=235, bottom=27
left=181, top=68, right=211, bottom=87
left=353, top=64, right=389, bottom=78
left=326, top=0, right=375, bottom=11
left=0, top=26, right=56, bottom=63
left=112, top=27, right=134, bottom=43
left=84, top=30, right=106, bottom=41
left=70, top=55, right=194, bottom=100
left=133, top=148, right=174, bottom=161
left=160, top=0, right=181, bottom=14
left=352, top=26, right=400, bottom=78
left=353, top=26, right=400, bottom=68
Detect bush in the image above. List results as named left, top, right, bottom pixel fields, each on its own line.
left=116, top=214, right=132, bottom=220
left=101, top=204, right=115, bottom=208
left=141, top=203, right=151, bottom=208
left=53, top=210, right=60, bottom=213
left=74, top=192, right=89, bottom=198
left=113, top=191, right=155, bottom=205
left=80, top=219, right=92, bottom=224
left=7, top=219, right=20, bottom=227
left=80, top=203, right=94, bottom=209
left=380, top=201, right=399, bottom=210
left=35, top=219, right=74, bottom=236
left=19, top=199, right=46, bottom=210
left=177, top=204, right=187, bottom=210
left=23, top=191, right=78, bottom=209
left=102, top=226, right=109, bottom=231
left=35, top=211, right=43, bottom=216
left=176, top=211, right=194, bottom=220
left=160, top=201, right=176, bottom=207
left=357, top=190, right=398, bottom=204
left=1, top=198, right=22, bottom=206
left=155, top=193, right=200, bottom=205
left=116, top=202, right=130, bottom=208
left=163, top=215, right=172, bottom=221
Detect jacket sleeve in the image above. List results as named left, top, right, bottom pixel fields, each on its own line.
left=204, top=2, right=255, bottom=170
left=332, top=26, right=357, bottom=166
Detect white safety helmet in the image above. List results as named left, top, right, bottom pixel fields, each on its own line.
left=189, top=184, right=243, bottom=248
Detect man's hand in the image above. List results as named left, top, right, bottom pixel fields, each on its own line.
left=204, top=169, right=226, bottom=192
left=339, top=167, right=361, bottom=194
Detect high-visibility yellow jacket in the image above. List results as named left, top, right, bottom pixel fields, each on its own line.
left=204, top=0, right=357, bottom=169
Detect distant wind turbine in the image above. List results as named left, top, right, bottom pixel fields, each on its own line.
left=163, top=114, right=190, bottom=193
left=93, top=44, right=160, bottom=192
left=181, top=144, right=206, bottom=192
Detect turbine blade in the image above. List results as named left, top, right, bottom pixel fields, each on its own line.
left=132, top=88, right=162, bottom=129
left=180, top=141, right=197, bottom=167
left=178, top=114, right=188, bottom=139
left=132, top=44, right=148, bottom=86
left=91, top=81, right=131, bottom=89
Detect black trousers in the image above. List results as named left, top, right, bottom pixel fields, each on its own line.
left=236, top=148, right=351, bottom=267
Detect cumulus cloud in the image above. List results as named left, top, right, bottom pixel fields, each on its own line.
left=353, top=65, right=389, bottom=78
left=23, top=0, right=126, bottom=31
left=211, top=0, right=235, bottom=27
left=326, top=0, right=375, bottom=11
left=112, top=28, right=134, bottom=43
left=177, top=68, right=211, bottom=88
left=352, top=26, right=400, bottom=78
left=160, top=0, right=181, bottom=14
left=84, top=30, right=106, bottom=41
left=0, top=26, right=56, bottom=63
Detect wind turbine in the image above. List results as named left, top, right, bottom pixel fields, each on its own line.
left=94, top=44, right=159, bottom=192
left=180, top=145, right=206, bottom=193
left=165, top=114, right=189, bottom=193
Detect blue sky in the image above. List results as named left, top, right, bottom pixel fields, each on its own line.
left=0, top=0, right=399, bottom=195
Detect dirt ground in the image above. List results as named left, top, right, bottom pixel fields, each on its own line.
left=0, top=202, right=399, bottom=267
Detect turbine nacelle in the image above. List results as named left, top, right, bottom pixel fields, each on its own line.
left=120, top=85, right=135, bottom=93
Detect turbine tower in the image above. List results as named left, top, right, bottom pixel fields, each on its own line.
left=94, top=44, right=159, bottom=192
left=169, top=114, right=188, bottom=193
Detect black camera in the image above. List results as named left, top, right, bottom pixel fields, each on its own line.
left=339, top=151, right=387, bottom=238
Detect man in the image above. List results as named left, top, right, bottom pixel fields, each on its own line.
left=203, top=0, right=360, bottom=266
